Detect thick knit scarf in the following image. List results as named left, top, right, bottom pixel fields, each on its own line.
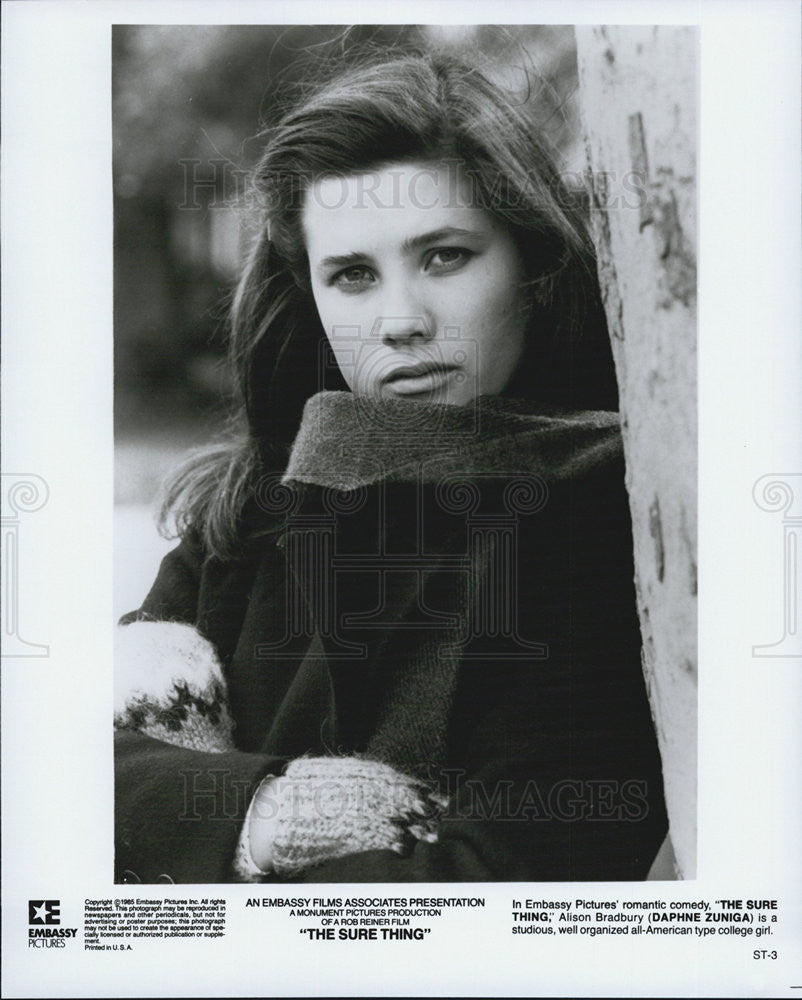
left=283, top=391, right=620, bottom=491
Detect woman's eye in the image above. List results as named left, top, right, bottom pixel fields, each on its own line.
left=426, top=247, right=472, bottom=272
left=332, top=265, right=375, bottom=291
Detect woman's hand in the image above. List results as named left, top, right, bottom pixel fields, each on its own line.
left=247, top=775, right=287, bottom=872
left=246, top=756, right=446, bottom=878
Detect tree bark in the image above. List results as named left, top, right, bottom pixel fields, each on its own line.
left=575, top=26, right=697, bottom=878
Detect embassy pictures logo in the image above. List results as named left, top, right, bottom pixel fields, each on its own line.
left=28, top=900, right=78, bottom=948
left=29, top=900, right=60, bottom=924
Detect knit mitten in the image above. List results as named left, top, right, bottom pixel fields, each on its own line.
left=114, top=621, right=235, bottom=753
left=261, top=756, right=448, bottom=877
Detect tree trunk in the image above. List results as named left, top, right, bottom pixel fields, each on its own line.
left=575, top=26, right=697, bottom=878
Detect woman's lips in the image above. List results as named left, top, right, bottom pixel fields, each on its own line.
left=381, top=363, right=459, bottom=396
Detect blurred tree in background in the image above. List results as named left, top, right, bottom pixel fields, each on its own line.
left=113, top=24, right=581, bottom=502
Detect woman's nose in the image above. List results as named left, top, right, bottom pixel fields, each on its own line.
left=375, top=280, right=433, bottom=345
left=379, top=316, right=431, bottom=345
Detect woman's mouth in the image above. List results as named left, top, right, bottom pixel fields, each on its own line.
left=381, top=362, right=460, bottom=396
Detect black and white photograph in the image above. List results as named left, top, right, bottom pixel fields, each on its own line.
left=2, top=2, right=800, bottom=997
left=111, top=23, right=692, bottom=887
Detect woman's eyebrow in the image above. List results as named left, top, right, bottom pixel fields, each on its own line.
left=401, top=226, right=484, bottom=252
left=318, top=250, right=368, bottom=271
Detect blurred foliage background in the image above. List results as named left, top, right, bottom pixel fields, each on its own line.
left=113, top=23, right=582, bottom=613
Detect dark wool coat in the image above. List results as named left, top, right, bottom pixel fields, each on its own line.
left=115, top=392, right=668, bottom=883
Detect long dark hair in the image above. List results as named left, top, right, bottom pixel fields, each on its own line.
left=161, top=50, right=617, bottom=560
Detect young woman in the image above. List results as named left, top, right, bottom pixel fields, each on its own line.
left=114, top=51, right=668, bottom=883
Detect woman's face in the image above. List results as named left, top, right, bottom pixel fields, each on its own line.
left=302, top=160, right=530, bottom=405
